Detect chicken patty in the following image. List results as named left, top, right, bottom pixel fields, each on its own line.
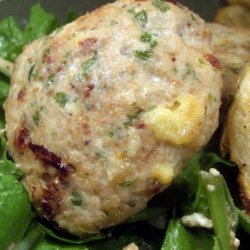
left=221, top=65, right=250, bottom=213
left=4, top=0, right=222, bottom=237
left=209, top=23, right=250, bottom=111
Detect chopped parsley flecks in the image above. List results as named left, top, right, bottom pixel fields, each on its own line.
left=141, top=32, right=152, bottom=43
left=107, top=126, right=121, bottom=138
left=208, top=93, right=217, bottom=105
left=48, top=73, right=55, bottom=85
left=119, top=179, right=137, bottom=187
left=135, top=10, right=148, bottom=26
left=185, top=63, right=197, bottom=80
left=134, top=49, right=153, bottom=61
left=128, top=8, right=148, bottom=27
left=136, top=33, right=158, bottom=61
left=95, top=150, right=106, bottom=160
left=33, top=111, right=40, bottom=125
left=32, top=106, right=44, bottom=125
left=101, top=212, right=108, bottom=220
left=54, top=92, right=69, bottom=107
left=82, top=55, right=97, bottom=76
left=191, top=13, right=196, bottom=21
left=110, top=19, right=118, bottom=26
left=123, top=112, right=141, bottom=127
left=28, top=64, right=36, bottom=82
left=70, top=191, right=83, bottom=206
left=153, top=0, right=170, bottom=12
left=150, top=40, right=158, bottom=49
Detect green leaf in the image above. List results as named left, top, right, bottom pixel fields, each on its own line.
left=34, top=238, right=91, bottom=250
left=39, top=223, right=105, bottom=245
left=236, top=208, right=250, bottom=234
left=0, top=173, right=31, bottom=250
left=201, top=170, right=237, bottom=250
left=0, top=4, right=59, bottom=62
left=15, top=223, right=45, bottom=250
left=199, top=152, right=235, bottom=170
left=126, top=206, right=167, bottom=223
left=0, top=77, right=9, bottom=105
left=161, top=219, right=214, bottom=250
left=0, top=134, right=22, bottom=177
left=24, top=4, right=59, bottom=42
left=0, top=17, right=24, bottom=61
left=65, top=10, right=79, bottom=24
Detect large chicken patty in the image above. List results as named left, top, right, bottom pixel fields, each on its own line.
left=4, top=0, right=222, bottom=237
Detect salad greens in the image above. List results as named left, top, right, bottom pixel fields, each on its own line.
left=0, top=3, right=249, bottom=250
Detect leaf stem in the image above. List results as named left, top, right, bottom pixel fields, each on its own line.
left=201, top=169, right=238, bottom=250
left=0, top=57, right=13, bottom=78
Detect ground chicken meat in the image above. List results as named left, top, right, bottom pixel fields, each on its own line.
left=4, top=0, right=222, bottom=237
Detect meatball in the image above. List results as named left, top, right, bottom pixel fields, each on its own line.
left=221, top=65, right=250, bottom=214
left=4, top=0, right=222, bottom=237
left=209, top=23, right=250, bottom=111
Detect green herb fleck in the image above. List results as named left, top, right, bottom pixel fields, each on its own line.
left=101, top=212, right=108, bottom=220
left=185, top=63, right=197, bottom=79
left=208, top=93, right=217, bottom=105
left=32, top=106, right=43, bottom=125
left=134, top=10, right=148, bottom=26
left=134, top=49, right=153, bottom=61
left=141, top=32, right=152, bottom=43
left=28, top=64, right=36, bottom=82
left=82, top=55, right=97, bottom=76
left=191, top=13, right=196, bottom=21
left=33, top=111, right=40, bottom=125
left=48, top=73, right=55, bottom=85
left=70, top=191, right=83, bottom=206
left=119, top=179, right=137, bottom=187
left=54, top=92, right=69, bottom=107
left=128, top=8, right=136, bottom=15
left=150, top=40, right=158, bottom=49
left=110, top=20, right=118, bottom=26
left=124, top=112, right=141, bottom=127
left=107, top=126, right=121, bottom=138
left=95, top=150, right=106, bottom=159
left=153, top=0, right=170, bottom=12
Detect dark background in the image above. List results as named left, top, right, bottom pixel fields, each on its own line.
left=0, top=0, right=223, bottom=23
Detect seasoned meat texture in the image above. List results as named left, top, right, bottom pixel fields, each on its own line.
left=4, top=0, right=222, bottom=237
left=221, top=65, right=250, bottom=214
left=209, top=23, right=250, bottom=111
left=215, top=5, right=250, bottom=29
left=227, top=0, right=250, bottom=7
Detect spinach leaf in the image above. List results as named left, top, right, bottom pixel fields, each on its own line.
left=0, top=77, right=9, bottom=105
left=0, top=4, right=59, bottom=62
left=0, top=134, right=24, bottom=178
left=23, top=4, right=59, bottom=42
left=0, top=17, right=24, bottom=61
left=126, top=206, right=167, bottom=223
left=34, top=239, right=91, bottom=250
left=236, top=208, right=250, bottom=234
left=0, top=173, right=31, bottom=250
left=161, top=219, right=214, bottom=250
left=201, top=170, right=238, bottom=250
left=39, top=223, right=105, bottom=245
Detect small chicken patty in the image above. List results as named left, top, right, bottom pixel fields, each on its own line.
left=4, top=0, right=222, bottom=237
left=209, top=23, right=250, bottom=110
left=221, top=65, right=250, bottom=213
